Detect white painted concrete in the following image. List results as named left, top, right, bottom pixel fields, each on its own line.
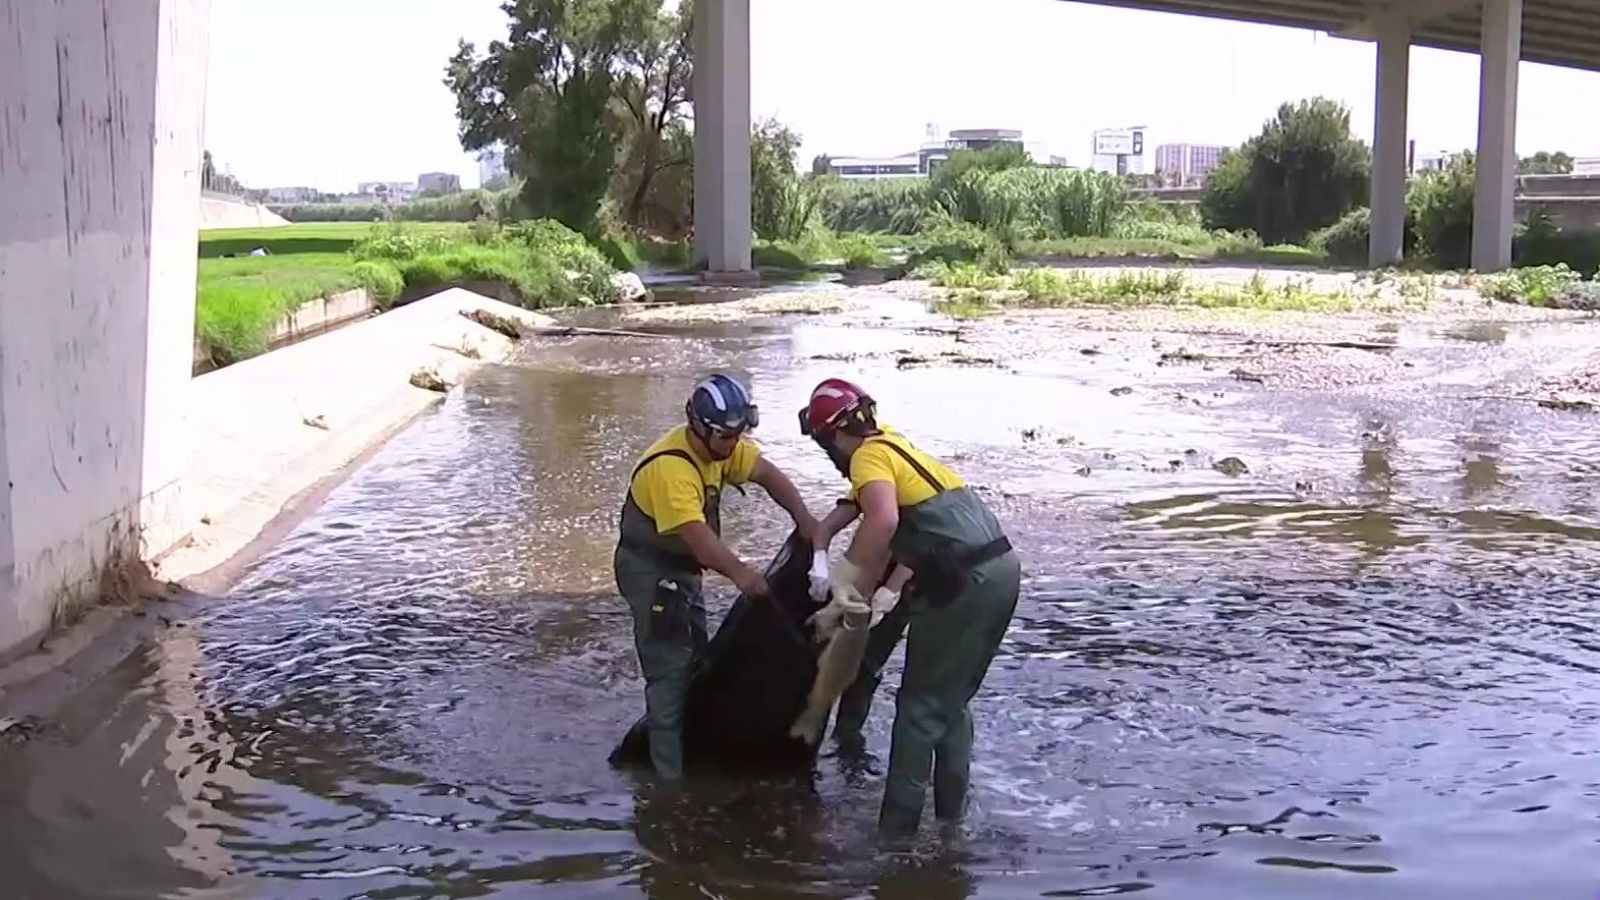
left=1370, top=21, right=1411, bottom=267
left=1473, top=0, right=1522, bottom=272
left=0, top=0, right=209, bottom=657
left=270, top=288, right=374, bottom=345
left=198, top=194, right=290, bottom=230
left=692, top=0, right=753, bottom=277
left=156, top=290, right=554, bottom=585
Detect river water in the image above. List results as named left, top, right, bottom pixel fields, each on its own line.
left=4, top=292, right=1600, bottom=898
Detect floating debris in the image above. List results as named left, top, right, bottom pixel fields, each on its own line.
left=1110, top=387, right=1134, bottom=397
left=303, top=414, right=329, bottom=431
left=1231, top=369, right=1266, bottom=384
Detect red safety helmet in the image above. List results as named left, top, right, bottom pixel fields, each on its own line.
left=799, top=378, right=876, bottom=439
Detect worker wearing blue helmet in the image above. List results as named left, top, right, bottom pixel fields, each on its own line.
left=614, top=373, right=820, bottom=781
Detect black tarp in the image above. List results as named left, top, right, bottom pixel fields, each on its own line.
left=610, top=530, right=828, bottom=773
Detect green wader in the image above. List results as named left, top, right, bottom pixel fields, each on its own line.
left=614, top=449, right=724, bottom=781
left=833, top=440, right=1021, bottom=836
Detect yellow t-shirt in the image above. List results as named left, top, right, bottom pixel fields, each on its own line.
left=845, top=425, right=965, bottom=507
left=628, top=425, right=760, bottom=534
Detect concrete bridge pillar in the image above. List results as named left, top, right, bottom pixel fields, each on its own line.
left=1369, top=18, right=1411, bottom=268
left=692, top=0, right=755, bottom=283
left=0, top=0, right=209, bottom=656
left=1472, top=0, right=1522, bottom=272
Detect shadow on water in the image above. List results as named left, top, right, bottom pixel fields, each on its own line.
left=4, top=307, right=1600, bottom=898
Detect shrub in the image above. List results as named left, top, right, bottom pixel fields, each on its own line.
left=1407, top=154, right=1475, bottom=269
left=838, top=233, right=886, bottom=269
left=351, top=224, right=454, bottom=261
left=351, top=260, right=404, bottom=306
left=910, top=221, right=1010, bottom=270
left=1516, top=213, right=1600, bottom=277
left=1200, top=97, right=1371, bottom=244
left=1309, top=207, right=1371, bottom=266
left=502, top=219, right=620, bottom=303
left=1480, top=264, right=1583, bottom=307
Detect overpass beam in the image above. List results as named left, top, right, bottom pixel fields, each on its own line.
left=1370, top=19, right=1411, bottom=268
left=1472, top=0, right=1522, bottom=272
left=0, top=0, right=208, bottom=655
left=692, top=0, right=754, bottom=283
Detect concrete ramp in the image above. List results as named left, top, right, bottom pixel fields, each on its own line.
left=198, top=193, right=289, bottom=230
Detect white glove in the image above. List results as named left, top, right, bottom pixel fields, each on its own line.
left=869, top=585, right=901, bottom=629
left=808, top=550, right=830, bottom=604
left=807, top=582, right=870, bottom=642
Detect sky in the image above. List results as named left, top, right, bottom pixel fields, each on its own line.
left=201, top=0, right=1600, bottom=193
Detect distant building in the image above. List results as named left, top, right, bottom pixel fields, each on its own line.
left=417, top=172, right=462, bottom=194
left=827, top=154, right=924, bottom=179
left=264, top=186, right=317, bottom=203
left=1154, top=143, right=1225, bottom=184
left=478, top=147, right=510, bottom=186
left=357, top=181, right=416, bottom=202
left=945, top=128, right=1024, bottom=153
left=824, top=126, right=1028, bottom=181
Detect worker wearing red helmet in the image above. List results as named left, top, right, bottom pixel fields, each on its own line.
left=801, top=377, right=1020, bottom=837
left=616, top=373, right=820, bottom=782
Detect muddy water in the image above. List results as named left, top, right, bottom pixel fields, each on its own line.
left=5, top=295, right=1600, bottom=899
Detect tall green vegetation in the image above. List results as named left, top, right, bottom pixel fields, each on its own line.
left=445, top=0, right=685, bottom=234
left=1201, top=98, right=1371, bottom=245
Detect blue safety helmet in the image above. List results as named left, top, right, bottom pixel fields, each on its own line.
left=686, top=373, right=760, bottom=437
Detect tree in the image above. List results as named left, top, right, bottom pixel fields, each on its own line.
left=811, top=154, right=832, bottom=177
left=1200, top=98, right=1370, bottom=244
left=444, top=0, right=662, bottom=232
left=611, top=2, right=692, bottom=230
left=1518, top=151, right=1574, bottom=175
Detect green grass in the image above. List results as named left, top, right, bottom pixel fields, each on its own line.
left=199, top=222, right=467, bottom=258
left=196, top=253, right=378, bottom=365
left=1016, top=235, right=1326, bottom=267
left=924, top=263, right=1353, bottom=313
left=194, top=221, right=616, bottom=368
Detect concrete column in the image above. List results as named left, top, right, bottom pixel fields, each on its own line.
left=0, top=0, right=209, bottom=657
left=1472, top=0, right=1522, bottom=272
left=692, top=0, right=754, bottom=283
left=1369, top=20, right=1411, bottom=267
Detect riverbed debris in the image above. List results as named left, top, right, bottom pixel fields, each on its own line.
left=1466, top=394, right=1596, bottom=412
left=1110, top=386, right=1134, bottom=397
left=895, top=351, right=1001, bottom=369
left=1231, top=369, right=1267, bottom=384
left=1213, top=456, right=1250, bottom=476
left=461, top=308, right=525, bottom=340
left=410, top=368, right=449, bottom=393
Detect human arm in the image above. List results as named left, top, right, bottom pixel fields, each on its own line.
left=677, top=521, right=768, bottom=597
left=814, top=500, right=860, bottom=552
left=842, top=480, right=898, bottom=598
left=749, top=456, right=819, bottom=543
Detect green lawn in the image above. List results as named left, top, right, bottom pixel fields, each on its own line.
left=195, top=224, right=447, bottom=366
left=199, top=222, right=466, bottom=258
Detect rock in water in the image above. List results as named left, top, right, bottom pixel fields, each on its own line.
left=612, top=272, right=648, bottom=303
left=610, top=531, right=829, bottom=774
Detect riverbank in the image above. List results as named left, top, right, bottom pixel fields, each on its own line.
left=0, top=289, right=552, bottom=713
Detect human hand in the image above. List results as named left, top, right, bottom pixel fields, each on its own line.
left=808, top=550, right=830, bottom=604
left=733, top=564, right=770, bottom=599
left=794, top=513, right=821, bottom=546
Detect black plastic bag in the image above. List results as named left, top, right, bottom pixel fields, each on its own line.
left=610, top=530, right=827, bottom=773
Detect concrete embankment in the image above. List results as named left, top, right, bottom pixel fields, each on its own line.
left=0, top=289, right=549, bottom=708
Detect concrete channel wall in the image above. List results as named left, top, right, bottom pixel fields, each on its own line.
left=0, top=0, right=210, bottom=661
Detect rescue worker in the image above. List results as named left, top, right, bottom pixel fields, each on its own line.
left=802, top=377, right=1020, bottom=836
left=615, top=373, right=819, bottom=782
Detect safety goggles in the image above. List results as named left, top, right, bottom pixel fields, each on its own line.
left=705, top=404, right=759, bottom=437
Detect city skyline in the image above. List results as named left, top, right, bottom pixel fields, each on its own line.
left=203, top=0, right=1600, bottom=193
